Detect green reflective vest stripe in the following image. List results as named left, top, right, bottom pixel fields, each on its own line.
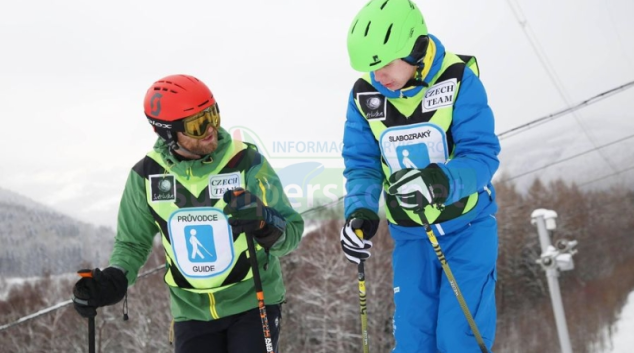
left=353, top=53, right=480, bottom=226
left=133, top=141, right=260, bottom=293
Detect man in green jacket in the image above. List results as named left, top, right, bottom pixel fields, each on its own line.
left=72, top=74, right=304, bottom=352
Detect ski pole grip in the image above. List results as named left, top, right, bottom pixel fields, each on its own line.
left=77, top=269, right=93, bottom=278
left=350, top=219, right=364, bottom=240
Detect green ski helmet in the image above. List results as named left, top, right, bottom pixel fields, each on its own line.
left=347, top=0, right=428, bottom=72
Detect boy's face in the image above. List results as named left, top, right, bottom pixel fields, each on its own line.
left=373, top=59, right=416, bottom=91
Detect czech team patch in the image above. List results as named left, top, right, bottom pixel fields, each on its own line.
left=422, top=79, right=457, bottom=113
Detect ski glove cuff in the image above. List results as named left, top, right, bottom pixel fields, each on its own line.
left=72, top=267, right=128, bottom=318
left=387, top=165, right=450, bottom=211
left=223, top=188, right=286, bottom=250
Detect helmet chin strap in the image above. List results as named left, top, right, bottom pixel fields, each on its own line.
left=165, top=131, right=202, bottom=159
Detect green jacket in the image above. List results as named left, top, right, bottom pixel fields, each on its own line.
left=109, top=128, right=304, bottom=321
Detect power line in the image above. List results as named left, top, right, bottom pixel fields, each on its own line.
left=505, top=0, right=618, bottom=173
left=497, top=80, right=634, bottom=187
left=579, top=164, right=634, bottom=188
left=0, top=299, right=72, bottom=333
left=0, top=265, right=164, bottom=333
left=500, top=133, right=634, bottom=182
left=497, top=80, right=634, bottom=139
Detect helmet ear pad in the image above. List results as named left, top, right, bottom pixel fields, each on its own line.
left=403, top=35, right=429, bottom=65
left=147, top=115, right=180, bottom=148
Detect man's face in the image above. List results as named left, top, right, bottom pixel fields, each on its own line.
left=176, top=126, right=219, bottom=156
left=373, top=59, right=416, bottom=91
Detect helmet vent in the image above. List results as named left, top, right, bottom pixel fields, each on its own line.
left=351, top=19, right=358, bottom=34
left=384, top=24, right=393, bottom=44
left=197, top=100, right=210, bottom=108
left=364, top=21, right=372, bottom=36
left=153, top=80, right=186, bottom=91
left=153, top=87, right=178, bottom=94
left=380, top=0, right=390, bottom=10
left=172, top=83, right=186, bottom=90
left=408, top=0, right=415, bottom=9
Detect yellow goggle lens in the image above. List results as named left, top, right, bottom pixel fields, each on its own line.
left=182, top=104, right=221, bottom=139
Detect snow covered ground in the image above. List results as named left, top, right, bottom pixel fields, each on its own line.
left=604, top=290, right=634, bottom=353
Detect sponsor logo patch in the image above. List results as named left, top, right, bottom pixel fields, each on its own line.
left=150, top=174, right=176, bottom=202
left=357, top=92, right=387, bottom=121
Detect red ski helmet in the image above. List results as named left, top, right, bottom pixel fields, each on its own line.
left=143, top=74, right=219, bottom=147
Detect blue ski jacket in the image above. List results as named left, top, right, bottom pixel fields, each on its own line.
left=342, top=34, right=500, bottom=236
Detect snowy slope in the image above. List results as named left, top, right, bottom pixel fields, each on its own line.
left=604, top=291, right=634, bottom=353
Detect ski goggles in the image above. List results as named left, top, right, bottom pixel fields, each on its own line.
left=180, top=103, right=221, bottom=139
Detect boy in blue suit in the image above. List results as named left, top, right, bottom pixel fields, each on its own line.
left=339, top=1, right=500, bottom=351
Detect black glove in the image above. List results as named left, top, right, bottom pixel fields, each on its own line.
left=387, top=165, right=450, bottom=211
left=223, top=188, right=286, bottom=250
left=72, top=267, right=128, bottom=318
left=340, top=208, right=380, bottom=264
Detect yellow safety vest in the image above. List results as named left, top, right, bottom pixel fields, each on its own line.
left=138, top=141, right=259, bottom=293
left=353, top=53, right=483, bottom=226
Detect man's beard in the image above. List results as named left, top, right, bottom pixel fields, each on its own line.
left=178, top=131, right=218, bottom=156
left=187, top=140, right=218, bottom=156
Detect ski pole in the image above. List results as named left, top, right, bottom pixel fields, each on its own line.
left=351, top=219, right=370, bottom=353
left=245, top=232, right=275, bottom=353
left=77, top=270, right=96, bottom=353
left=416, top=211, right=488, bottom=353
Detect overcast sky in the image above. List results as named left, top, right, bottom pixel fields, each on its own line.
left=1, top=0, right=633, bottom=227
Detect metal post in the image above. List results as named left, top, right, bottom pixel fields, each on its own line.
left=531, top=209, right=573, bottom=353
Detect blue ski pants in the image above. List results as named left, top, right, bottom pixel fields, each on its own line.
left=391, top=214, right=498, bottom=353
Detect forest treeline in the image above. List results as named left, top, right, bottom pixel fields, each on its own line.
left=0, top=198, right=114, bottom=277
left=1, top=178, right=633, bottom=352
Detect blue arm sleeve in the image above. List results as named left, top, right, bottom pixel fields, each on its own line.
left=342, top=90, right=384, bottom=218
left=439, top=68, right=500, bottom=204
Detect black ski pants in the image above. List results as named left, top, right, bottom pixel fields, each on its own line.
left=174, top=305, right=281, bottom=353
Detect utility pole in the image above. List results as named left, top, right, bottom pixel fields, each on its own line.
left=531, top=209, right=578, bottom=353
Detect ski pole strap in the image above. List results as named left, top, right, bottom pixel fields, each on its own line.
left=417, top=213, right=489, bottom=353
